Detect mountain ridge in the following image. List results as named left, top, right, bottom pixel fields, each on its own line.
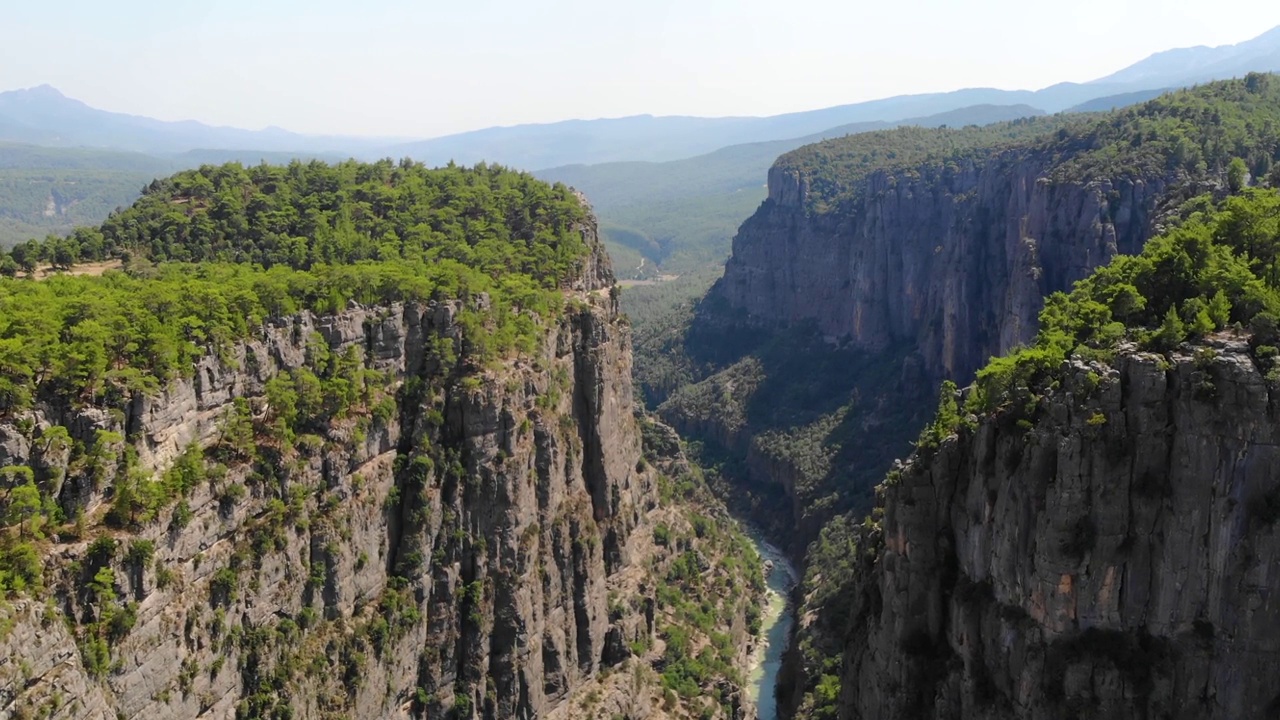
left=0, top=85, right=398, bottom=155
left=4, top=25, right=1279, bottom=168
left=1092, top=24, right=1280, bottom=86
left=383, top=24, right=1280, bottom=167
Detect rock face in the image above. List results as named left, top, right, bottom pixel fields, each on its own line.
left=0, top=220, right=667, bottom=719
left=717, top=154, right=1176, bottom=386
left=658, top=144, right=1198, bottom=561
left=838, top=339, right=1280, bottom=719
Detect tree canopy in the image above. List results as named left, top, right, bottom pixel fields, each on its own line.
left=0, top=160, right=594, bottom=414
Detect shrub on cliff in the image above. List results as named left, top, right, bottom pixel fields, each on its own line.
left=969, top=188, right=1280, bottom=415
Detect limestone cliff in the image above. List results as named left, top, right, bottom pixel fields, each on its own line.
left=719, top=154, right=1178, bottom=386
left=0, top=215, right=757, bottom=719
left=836, top=337, right=1280, bottom=719
left=661, top=123, right=1203, bottom=554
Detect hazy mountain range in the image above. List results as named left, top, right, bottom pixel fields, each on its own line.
left=2, top=25, right=1279, bottom=170
left=4, top=25, right=1280, bottom=258
left=537, top=104, right=1044, bottom=208
left=1091, top=25, right=1280, bottom=86
left=0, top=85, right=392, bottom=157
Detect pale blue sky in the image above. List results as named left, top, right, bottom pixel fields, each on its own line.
left=3, top=0, right=1279, bottom=138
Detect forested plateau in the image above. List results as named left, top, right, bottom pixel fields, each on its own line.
left=0, top=161, right=768, bottom=720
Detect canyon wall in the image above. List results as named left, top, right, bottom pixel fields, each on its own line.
left=0, top=223, right=675, bottom=719
left=837, top=338, right=1280, bottom=719
left=717, top=155, right=1174, bottom=386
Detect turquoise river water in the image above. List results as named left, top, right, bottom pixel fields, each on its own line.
left=744, top=529, right=798, bottom=720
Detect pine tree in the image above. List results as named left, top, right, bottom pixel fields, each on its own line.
left=1154, top=305, right=1187, bottom=351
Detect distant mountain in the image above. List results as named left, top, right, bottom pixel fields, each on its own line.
left=390, top=26, right=1280, bottom=169
left=0, top=85, right=395, bottom=156
left=538, top=104, right=1044, bottom=211
left=1065, top=88, right=1174, bottom=113
left=0, top=142, right=349, bottom=248
left=1091, top=25, right=1280, bottom=87
left=0, top=142, right=166, bottom=247
left=393, top=97, right=1064, bottom=169
left=5, top=25, right=1280, bottom=170
left=0, top=141, right=169, bottom=173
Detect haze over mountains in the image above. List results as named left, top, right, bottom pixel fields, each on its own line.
left=3, top=25, right=1280, bottom=170
left=4, top=24, right=1280, bottom=261
left=538, top=105, right=1046, bottom=210
left=0, top=85, right=390, bottom=157
left=1091, top=24, right=1280, bottom=85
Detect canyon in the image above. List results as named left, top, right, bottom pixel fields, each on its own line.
left=656, top=77, right=1280, bottom=719
left=5, top=75, right=1280, bottom=720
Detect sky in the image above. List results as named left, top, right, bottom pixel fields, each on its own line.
left=3, top=0, right=1280, bottom=139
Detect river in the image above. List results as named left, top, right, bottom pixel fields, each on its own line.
left=745, top=529, right=798, bottom=720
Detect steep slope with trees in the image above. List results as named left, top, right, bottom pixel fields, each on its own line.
left=0, top=161, right=764, bottom=720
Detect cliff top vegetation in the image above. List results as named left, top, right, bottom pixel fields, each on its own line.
left=0, top=160, right=595, bottom=416
left=779, top=74, right=1280, bottom=212
left=919, top=186, right=1280, bottom=447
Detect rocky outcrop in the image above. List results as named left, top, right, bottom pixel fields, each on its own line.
left=547, top=419, right=767, bottom=720
left=669, top=81, right=1280, bottom=720
left=719, top=154, right=1178, bottom=387
left=0, top=600, right=114, bottom=720
left=0, top=218, right=674, bottom=719
left=837, top=338, right=1280, bottom=719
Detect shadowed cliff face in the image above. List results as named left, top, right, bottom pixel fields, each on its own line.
left=661, top=127, right=1237, bottom=719
left=661, top=81, right=1280, bottom=719
left=718, top=157, right=1173, bottom=386
left=837, top=338, right=1280, bottom=719
left=659, top=149, right=1185, bottom=556
left=0, top=221, right=681, bottom=719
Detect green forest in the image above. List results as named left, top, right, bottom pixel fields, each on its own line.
left=0, top=160, right=592, bottom=417
left=0, top=159, right=594, bottom=595
left=0, top=143, right=168, bottom=248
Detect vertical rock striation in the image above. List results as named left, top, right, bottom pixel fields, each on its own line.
left=718, top=156, right=1174, bottom=387
left=838, top=339, right=1280, bottom=719
left=0, top=216, right=665, bottom=719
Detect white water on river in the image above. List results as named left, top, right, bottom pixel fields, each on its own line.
left=744, top=529, right=798, bottom=720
